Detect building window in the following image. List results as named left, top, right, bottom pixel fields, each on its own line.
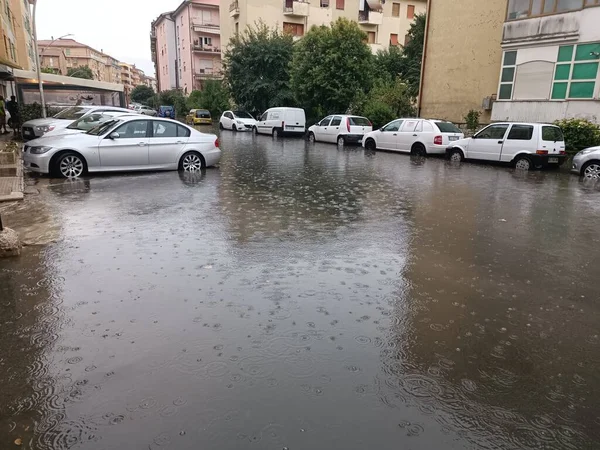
left=506, top=0, right=593, bottom=20
left=390, top=34, right=399, bottom=45
left=203, top=37, right=212, bottom=46
left=336, top=0, right=344, bottom=9
left=203, top=10, right=211, bottom=23
left=404, top=34, right=411, bottom=46
left=499, top=51, right=517, bottom=100
left=552, top=43, right=600, bottom=99
left=407, top=4, right=415, bottom=18
left=66, top=48, right=71, bottom=56
left=320, top=0, right=329, bottom=6
left=392, top=2, right=400, bottom=16
left=367, top=31, right=376, bottom=44
left=283, top=22, right=305, bottom=37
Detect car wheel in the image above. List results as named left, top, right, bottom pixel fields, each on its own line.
left=337, top=136, right=345, bottom=147
left=179, top=151, right=204, bottom=172
left=56, top=152, right=85, bottom=178
left=273, top=128, right=279, bottom=138
left=308, top=132, right=316, bottom=143
left=582, top=161, right=600, bottom=179
left=514, top=155, right=532, bottom=171
left=449, top=148, right=464, bottom=162
left=364, top=138, right=376, bottom=151
left=232, top=124, right=237, bottom=132
left=411, top=143, right=426, bottom=157
left=219, top=122, right=224, bottom=130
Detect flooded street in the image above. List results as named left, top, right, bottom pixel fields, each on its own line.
left=2, top=129, right=600, bottom=449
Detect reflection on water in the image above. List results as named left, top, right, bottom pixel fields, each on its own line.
left=0, top=129, right=599, bottom=449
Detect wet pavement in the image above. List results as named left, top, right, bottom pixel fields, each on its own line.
left=1, top=128, right=600, bottom=449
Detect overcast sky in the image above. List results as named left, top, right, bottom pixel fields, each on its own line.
left=37, top=0, right=183, bottom=77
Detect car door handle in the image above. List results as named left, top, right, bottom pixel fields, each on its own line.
left=497, top=141, right=504, bottom=144
left=138, top=142, right=146, bottom=146
left=413, top=134, right=418, bottom=136
left=176, top=141, right=184, bottom=144
left=335, top=127, right=339, bottom=129
left=392, top=133, right=397, bottom=136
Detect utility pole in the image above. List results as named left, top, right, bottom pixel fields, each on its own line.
left=29, top=0, right=46, bottom=118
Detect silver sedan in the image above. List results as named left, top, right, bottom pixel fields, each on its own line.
left=23, top=116, right=221, bottom=178
left=571, top=146, right=600, bottom=178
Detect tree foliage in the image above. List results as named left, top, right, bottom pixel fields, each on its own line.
left=374, top=45, right=405, bottom=82
left=131, top=85, right=155, bottom=105
left=291, top=18, right=373, bottom=120
left=400, top=13, right=426, bottom=97
left=67, top=65, right=94, bottom=79
left=187, top=80, right=230, bottom=117
left=358, top=77, right=416, bottom=129
left=554, top=118, right=600, bottom=154
left=223, top=22, right=294, bottom=116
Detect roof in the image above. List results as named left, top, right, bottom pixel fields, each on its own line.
left=38, top=38, right=87, bottom=48
left=40, top=48, right=64, bottom=57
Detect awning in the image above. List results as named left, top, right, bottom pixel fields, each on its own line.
left=366, top=0, right=383, bottom=11
left=0, top=56, right=22, bottom=71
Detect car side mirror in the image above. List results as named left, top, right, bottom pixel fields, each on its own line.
left=379, top=128, right=383, bottom=132
left=109, top=131, right=120, bottom=139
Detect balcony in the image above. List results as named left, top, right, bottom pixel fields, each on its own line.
left=358, top=10, right=383, bottom=26
left=502, top=10, right=581, bottom=46
left=193, top=45, right=221, bottom=54
left=194, top=68, right=221, bottom=79
left=229, top=1, right=240, bottom=17
left=283, top=0, right=309, bottom=17
left=192, top=21, right=220, bottom=34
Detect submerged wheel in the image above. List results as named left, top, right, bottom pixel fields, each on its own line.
left=56, top=152, right=85, bottom=178
left=449, top=149, right=464, bottom=162
left=514, top=155, right=532, bottom=171
left=179, top=151, right=203, bottom=172
left=582, top=161, right=600, bottom=179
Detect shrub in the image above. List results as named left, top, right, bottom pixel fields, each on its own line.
left=464, top=109, right=480, bottom=132
left=553, top=118, right=600, bottom=154
left=19, top=103, right=61, bottom=123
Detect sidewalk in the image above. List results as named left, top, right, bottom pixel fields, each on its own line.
left=0, top=133, right=24, bottom=202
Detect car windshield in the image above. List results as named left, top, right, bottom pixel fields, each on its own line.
left=67, top=113, right=119, bottom=130
left=435, top=121, right=462, bottom=133
left=53, top=106, right=90, bottom=120
left=349, top=117, right=371, bottom=126
left=233, top=111, right=253, bottom=119
left=542, top=126, right=564, bottom=142
left=86, top=119, right=121, bottom=136
left=196, top=110, right=211, bottom=118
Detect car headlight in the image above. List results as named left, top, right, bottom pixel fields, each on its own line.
left=35, top=125, right=55, bottom=133
left=577, top=149, right=593, bottom=156
left=29, top=146, right=53, bottom=154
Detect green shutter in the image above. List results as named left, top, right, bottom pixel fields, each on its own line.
left=499, top=84, right=512, bottom=100
left=557, top=45, right=574, bottom=62
left=503, top=51, right=517, bottom=66
left=551, top=82, right=568, bottom=100
left=501, top=67, right=515, bottom=82
left=572, top=62, right=599, bottom=80
left=575, top=43, right=600, bottom=61
left=554, top=64, right=571, bottom=80
left=569, top=82, right=595, bottom=98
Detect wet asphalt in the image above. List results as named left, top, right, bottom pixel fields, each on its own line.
left=1, top=127, right=600, bottom=449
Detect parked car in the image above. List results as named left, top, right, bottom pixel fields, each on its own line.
left=42, top=112, right=138, bottom=138
left=186, top=109, right=212, bottom=125
left=571, top=146, right=600, bottom=178
left=362, top=118, right=463, bottom=155
left=158, top=105, right=176, bottom=119
left=136, top=105, right=157, bottom=116
left=446, top=122, right=566, bottom=170
left=219, top=110, right=256, bottom=131
left=22, top=105, right=131, bottom=141
left=308, top=115, right=372, bottom=146
left=252, top=107, right=306, bottom=137
left=22, top=116, right=221, bottom=178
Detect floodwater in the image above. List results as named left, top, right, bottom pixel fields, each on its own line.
left=1, top=129, right=600, bottom=449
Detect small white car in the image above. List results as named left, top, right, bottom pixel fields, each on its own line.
left=446, top=122, right=566, bottom=170
left=308, top=115, right=373, bottom=146
left=571, top=146, right=600, bottom=178
left=23, top=116, right=221, bottom=178
left=253, top=107, right=306, bottom=137
left=362, top=118, right=464, bottom=155
left=135, top=105, right=157, bottom=116
left=22, top=105, right=132, bottom=141
left=219, top=110, right=256, bottom=131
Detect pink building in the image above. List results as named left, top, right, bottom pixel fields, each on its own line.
left=151, top=0, right=221, bottom=94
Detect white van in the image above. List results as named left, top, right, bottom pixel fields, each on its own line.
left=446, top=122, right=566, bottom=170
left=252, top=107, right=306, bottom=137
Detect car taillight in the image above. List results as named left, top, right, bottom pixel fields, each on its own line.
left=434, top=135, right=443, bottom=145
left=368, top=120, right=372, bottom=127
left=559, top=150, right=566, bottom=155
left=536, top=150, right=548, bottom=155
left=215, top=138, right=219, bottom=148
left=346, top=118, right=350, bottom=132
left=282, top=121, right=285, bottom=129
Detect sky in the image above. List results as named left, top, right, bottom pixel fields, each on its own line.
left=37, top=0, right=184, bottom=77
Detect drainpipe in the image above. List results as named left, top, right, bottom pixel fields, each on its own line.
left=417, top=0, right=431, bottom=118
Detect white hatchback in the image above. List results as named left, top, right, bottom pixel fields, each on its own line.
left=362, top=118, right=463, bottom=155
left=219, top=110, right=256, bottom=131
left=308, top=115, right=373, bottom=146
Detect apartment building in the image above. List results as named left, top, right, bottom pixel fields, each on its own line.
left=222, top=0, right=425, bottom=55
left=419, top=0, right=600, bottom=124
left=1, top=0, right=36, bottom=97
left=142, top=74, right=158, bottom=91
left=151, top=0, right=222, bottom=94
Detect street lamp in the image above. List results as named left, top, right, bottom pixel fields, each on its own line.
left=28, top=0, right=46, bottom=117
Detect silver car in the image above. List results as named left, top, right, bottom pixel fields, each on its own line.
left=571, top=146, right=600, bottom=178
left=23, top=116, right=221, bottom=178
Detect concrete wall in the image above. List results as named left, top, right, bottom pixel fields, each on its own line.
left=492, top=100, right=600, bottom=123
left=419, top=0, right=506, bottom=124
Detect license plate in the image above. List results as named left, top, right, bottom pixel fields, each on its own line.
left=548, top=157, right=558, bottom=163
left=23, top=130, right=31, bottom=136
left=449, top=136, right=458, bottom=141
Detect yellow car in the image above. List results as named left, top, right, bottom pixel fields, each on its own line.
left=186, top=109, right=212, bottom=125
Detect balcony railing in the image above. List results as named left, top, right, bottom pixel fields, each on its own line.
left=192, top=21, right=220, bottom=34
left=229, top=1, right=240, bottom=16
left=283, top=0, right=310, bottom=16
left=193, top=45, right=221, bottom=54
left=358, top=10, right=383, bottom=25
left=194, top=68, right=221, bottom=79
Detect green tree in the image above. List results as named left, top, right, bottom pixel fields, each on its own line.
left=400, top=13, right=426, bottom=97
left=41, top=67, right=59, bottom=74
left=223, top=22, right=294, bottom=116
left=67, top=65, right=94, bottom=79
left=131, top=85, right=155, bottom=105
left=187, top=80, right=230, bottom=117
left=291, top=18, right=373, bottom=120
left=358, top=77, right=416, bottom=129
left=157, top=89, right=187, bottom=117
left=554, top=118, right=600, bottom=154
left=374, top=45, right=405, bottom=82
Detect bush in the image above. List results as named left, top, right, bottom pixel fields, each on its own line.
left=19, top=103, right=62, bottom=123
left=464, top=109, right=480, bottom=132
left=361, top=100, right=395, bottom=130
left=157, top=90, right=188, bottom=118
left=553, top=118, right=600, bottom=154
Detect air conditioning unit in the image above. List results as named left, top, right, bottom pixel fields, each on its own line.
left=482, top=96, right=495, bottom=111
